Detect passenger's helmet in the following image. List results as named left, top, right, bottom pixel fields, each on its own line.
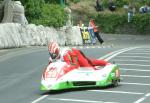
left=48, top=42, right=60, bottom=59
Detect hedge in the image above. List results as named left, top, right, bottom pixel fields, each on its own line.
left=95, top=13, right=150, bottom=34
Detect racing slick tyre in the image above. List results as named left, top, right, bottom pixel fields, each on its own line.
left=112, top=79, right=119, bottom=87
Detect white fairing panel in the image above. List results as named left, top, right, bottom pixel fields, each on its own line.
left=61, top=64, right=115, bottom=81
left=41, top=62, right=116, bottom=89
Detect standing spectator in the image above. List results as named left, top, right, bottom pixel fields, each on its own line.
left=139, top=4, right=150, bottom=13
left=148, top=5, right=150, bottom=12
left=77, top=20, right=84, bottom=28
left=127, top=4, right=135, bottom=23
left=108, top=0, right=116, bottom=12
left=89, top=18, right=104, bottom=44
left=95, top=0, right=103, bottom=12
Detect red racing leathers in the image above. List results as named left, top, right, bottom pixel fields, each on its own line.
left=71, top=48, right=109, bottom=67
left=49, top=48, right=109, bottom=73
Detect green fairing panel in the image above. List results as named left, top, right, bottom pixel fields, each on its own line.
left=41, top=65, right=120, bottom=91
left=40, top=84, right=48, bottom=91
left=51, top=82, right=73, bottom=90
left=108, top=65, right=120, bottom=80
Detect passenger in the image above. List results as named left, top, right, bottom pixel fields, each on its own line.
left=48, top=42, right=110, bottom=72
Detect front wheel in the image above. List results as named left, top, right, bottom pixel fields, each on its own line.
left=112, top=79, right=119, bottom=87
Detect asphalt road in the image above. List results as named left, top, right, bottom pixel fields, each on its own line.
left=0, top=34, right=150, bottom=103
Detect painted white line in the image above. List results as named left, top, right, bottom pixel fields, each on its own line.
left=115, top=59, right=150, bottom=62
left=134, top=93, right=150, bottom=103
left=122, top=53, right=150, bottom=55
left=88, top=90, right=144, bottom=95
left=146, top=93, right=150, bottom=96
left=134, top=49, right=150, bottom=51
left=121, top=68, right=150, bottom=72
left=129, top=51, right=150, bottom=53
left=104, top=47, right=139, bottom=61
left=100, top=47, right=138, bottom=60
left=118, top=64, right=150, bottom=67
left=134, top=97, right=145, bottom=103
left=121, top=75, right=150, bottom=78
left=121, top=82, right=150, bottom=86
left=47, top=97, right=119, bottom=103
left=31, top=95, right=48, bottom=103
left=117, top=56, right=150, bottom=59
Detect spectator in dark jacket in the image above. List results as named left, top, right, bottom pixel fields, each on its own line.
left=108, top=0, right=116, bottom=12
left=95, top=0, right=103, bottom=11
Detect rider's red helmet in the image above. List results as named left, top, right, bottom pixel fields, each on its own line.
left=48, top=42, right=60, bottom=59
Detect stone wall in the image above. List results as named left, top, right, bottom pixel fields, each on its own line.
left=1, top=0, right=28, bottom=25
left=0, top=23, right=83, bottom=49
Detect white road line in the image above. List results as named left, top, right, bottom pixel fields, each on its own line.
left=100, top=47, right=139, bottom=60
left=121, top=75, right=150, bottom=78
left=118, top=64, right=150, bottom=67
left=122, top=53, right=150, bottom=55
left=104, top=47, right=139, bottom=61
left=115, top=59, right=150, bottom=62
left=121, top=82, right=150, bottom=86
left=134, top=93, right=150, bottom=103
left=135, top=49, right=150, bottom=51
left=134, top=97, right=145, bottom=103
left=31, top=95, right=48, bottom=103
left=88, top=90, right=144, bottom=95
left=117, top=56, right=150, bottom=59
left=129, top=51, right=150, bottom=53
left=47, top=97, right=119, bottom=103
left=121, top=68, right=150, bottom=72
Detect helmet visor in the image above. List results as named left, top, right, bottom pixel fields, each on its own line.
left=49, top=53, right=57, bottom=59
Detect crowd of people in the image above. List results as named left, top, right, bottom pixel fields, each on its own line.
left=77, top=18, right=104, bottom=45
left=94, top=0, right=150, bottom=23
left=95, top=0, right=150, bottom=14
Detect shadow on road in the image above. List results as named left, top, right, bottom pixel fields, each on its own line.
left=41, top=84, right=122, bottom=95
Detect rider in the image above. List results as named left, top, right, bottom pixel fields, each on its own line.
left=48, top=42, right=110, bottom=72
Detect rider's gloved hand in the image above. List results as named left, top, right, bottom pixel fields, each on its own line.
left=48, top=57, right=53, bottom=64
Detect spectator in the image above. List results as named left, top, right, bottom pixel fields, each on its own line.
left=148, top=6, right=150, bottom=13
left=89, top=18, right=104, bottom=44
left=77, top=20, right=84, bottom=28
left=139, top=4, right=150, bottom=13
left=95, top=0, right=103, bottom=12
left=127, top=4, right=135, bottom=23
left=108, top=0, right=116, bottom=12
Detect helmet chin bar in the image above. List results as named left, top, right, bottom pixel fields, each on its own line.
left=50, top=53, right=57, bottom=59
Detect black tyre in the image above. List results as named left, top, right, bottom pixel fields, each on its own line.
left=112, top=79, right=118, bottom=87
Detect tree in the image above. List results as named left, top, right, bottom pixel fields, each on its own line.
left=44, top=0, right=60, bottom=4
left=33, top=4, right=67, bottom=27
left=21, top=0, right=45, bottom=23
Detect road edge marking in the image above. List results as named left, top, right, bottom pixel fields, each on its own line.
left=134, top=93, right=150, bottom=103
left=31, top=95, right=48, bottom=103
